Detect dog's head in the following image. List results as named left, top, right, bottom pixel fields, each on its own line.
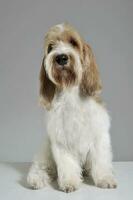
left=40, top=23, right=101, bottom=109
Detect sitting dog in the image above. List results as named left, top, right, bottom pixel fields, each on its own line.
left=27, top=23, right=117, bottom=192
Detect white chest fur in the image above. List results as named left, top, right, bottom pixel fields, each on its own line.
left=47, top=87, right=110, bottom=163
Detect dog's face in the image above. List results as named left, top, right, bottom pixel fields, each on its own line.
left=44, top=24, right=83, bottom=88
left=40, top=23, right=101, bottom=109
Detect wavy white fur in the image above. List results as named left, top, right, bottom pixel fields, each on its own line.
left=27, top=86, right=117, bottom=192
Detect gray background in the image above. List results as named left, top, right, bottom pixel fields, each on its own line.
left=0, top=0, right=133, bottom=162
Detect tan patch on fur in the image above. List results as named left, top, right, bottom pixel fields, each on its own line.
left=80, top=43, right=102, bottom=97
left=93, top=95, right=104, bottom=105
left=45, top=23, right=83, bottom=55
left=39, top=58, right=56, bottom=109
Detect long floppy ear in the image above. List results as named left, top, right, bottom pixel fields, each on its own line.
left=39, top=57, right=56, bottom=109
left=80, top=43, right=102, bottom=97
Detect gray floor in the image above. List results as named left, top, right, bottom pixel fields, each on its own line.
left=0, top=162, right=132, bottom=200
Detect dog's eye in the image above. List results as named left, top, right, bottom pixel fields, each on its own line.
left=47, top=44, right=53, bottom=54
left=69, top=38, right=78, bottom=48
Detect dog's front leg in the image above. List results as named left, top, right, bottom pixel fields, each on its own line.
left=89, top=132, right=117, bottom=189
left=52, top=144, right=82, bottom=192
left=27, top=137, right=55, bottom=189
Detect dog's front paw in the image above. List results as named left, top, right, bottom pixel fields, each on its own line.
left=60, top=182, right=78, bottom=193
left=58, top=177, right=82, bottom=193
left=95, top=176, right=117, bottom=189
left=27, top=171, right=49, bottom=189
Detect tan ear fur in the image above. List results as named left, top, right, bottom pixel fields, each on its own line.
left=39, top=58, right=56, bottom=109
left=80, top=43, right=102, bottom=97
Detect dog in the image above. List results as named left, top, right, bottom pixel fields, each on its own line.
left=27, top=23, right=117, bottom=192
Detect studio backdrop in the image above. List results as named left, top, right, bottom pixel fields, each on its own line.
left=0, top=0, right=133, bottom=162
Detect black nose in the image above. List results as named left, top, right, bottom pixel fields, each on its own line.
left=55, top=54, right=68, bottom=66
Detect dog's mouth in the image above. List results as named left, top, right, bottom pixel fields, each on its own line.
left=52, top=64, right=77, bottom=87
left=51, top=55, right=77, bottom=87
